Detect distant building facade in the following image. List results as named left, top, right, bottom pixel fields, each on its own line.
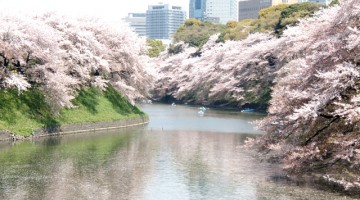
left=272, top=0, right=298, bottom=5
left=298, top=0, right=331, bottom=5
left=238, top=0, right=272, bottom=21
left=123, top=13, right=147, bottom=37
left=146, top=4, right=186, bottom=40
left=189, top=0, right=207, bottom=20
left=189, top=0, right=238, bottom=24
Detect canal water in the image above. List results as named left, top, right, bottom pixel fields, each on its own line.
left=0, top=104, right=354, bottom=199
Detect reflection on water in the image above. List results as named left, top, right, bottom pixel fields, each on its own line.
left=142, top=104, right=264, bottom=134
left=143, top=131, right=262, bottom=200
left=0, top=104, right=355, bottom=199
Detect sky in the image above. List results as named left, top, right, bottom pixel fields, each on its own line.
left=0, top=0, right=189, bottom=24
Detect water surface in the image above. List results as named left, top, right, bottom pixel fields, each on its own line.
left=0, top=104, right=354, bottom=199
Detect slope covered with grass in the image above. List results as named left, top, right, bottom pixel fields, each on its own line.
left=0, top=86, right=145, bottom=137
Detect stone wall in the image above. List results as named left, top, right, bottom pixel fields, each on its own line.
left=0, top=131, right=12, bottom=141
left=34, top=115, right=149, bottom=137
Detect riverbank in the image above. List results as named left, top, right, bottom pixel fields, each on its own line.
left=0, top=115, right=149, bottom=141
left=0, top=86, right=148, bottom=140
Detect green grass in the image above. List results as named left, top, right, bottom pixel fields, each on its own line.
left=0, top=86, right=146, bottom=136
left=0, top=89, right=45, bottom=135
left=59, top=94, right=142, bottom=124
left=0, top=111, right=42, bottom=136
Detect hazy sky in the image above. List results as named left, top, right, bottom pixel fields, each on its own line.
left=0, top=0, right=189, bottom=23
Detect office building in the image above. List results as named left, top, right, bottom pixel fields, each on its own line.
left=298, top=0, right=331, bottom=5
left=123, top=13, right=147, bottom=37
left=272, top=0, right=298, bottom=6
left=146, top=4, right=186, bottom=40
left=189, top=0, right=207, bottom=20
left=189, top=0, right=238, bottom=24
left=238, top=0, right=272, bottom=21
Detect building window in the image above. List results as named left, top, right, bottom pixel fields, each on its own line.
left=153, top=6, right=164, bottom=9
left=195, top=0, right=202, bottom=9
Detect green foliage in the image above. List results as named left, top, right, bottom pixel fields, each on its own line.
left=257, top=4, right=289, bottom=33
left=146, top=39, right=165, bottom=58
left=216, top=32, right=226, bottom=43
left=18, top=88, right=59, bottom=128
left=254, top=87, right=272, bottom=106
left=72, top=87, right=100, bottom=114
left=60, top=86, right=144, bottom=125
left=275, top=2, right=321, bottom=35
left=167, top=44, right=184, bottom=55
left=220, top=5, right=288, bottom=41
left=329, top=0, right=339, bottom=6
left=173, top=19, right=225, bottom=47
left=0, top=86, right=145, bottom=136
left=0, top=89, right=58, bottom=135
left=103, top=85, right=144, bottom=115
left=226, top=20, right=238, bottom=28
left=236, top=79, right=273, bottom=110
left=176, top=5, right=311, bottom=44
left=258, top=4, right=289, bottom=19
left=219, top=19, right=258, bottom=42
left=190, top=49, right=202, bottom=57
left=184, top=18, right=202, bottom=27
left=0, top=90, right=18, bottom=124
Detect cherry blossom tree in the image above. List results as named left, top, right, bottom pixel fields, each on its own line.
left=152, top=0, right=360, bottom=192
left=0, top=13, right=153, bottom=111
left=152, top=33, right=285, bottom=108
left=253, top=0, right=360, bottom=192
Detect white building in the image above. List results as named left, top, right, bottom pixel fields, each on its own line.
left=123, top=13, right=147, bottom=37
left=146, top=4, right=186, bottom=40
left=189, top=0, right=238, bottom=24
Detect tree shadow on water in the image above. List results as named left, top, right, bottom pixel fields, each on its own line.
left=42, top=136, right=62, bottom=148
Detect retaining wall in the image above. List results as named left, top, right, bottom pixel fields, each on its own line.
left=1, top=115, right=149, bottom=141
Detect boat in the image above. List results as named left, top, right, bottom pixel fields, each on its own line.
left=198, top=110, right=204, bottom=116
left=241, top=108, right=255, bottom=113
left=199, top=106, right=206, bottom=111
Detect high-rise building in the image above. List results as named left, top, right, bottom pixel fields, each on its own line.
left=189, top=0, right=238, bottom=24
left=189, top=0, right=207, bottom=21
left=146, top=4, right=186, bottom=40
left=272, top=0, right=298, bottom=6
left=123, top=13, right=147, bottom=37
left=238, top=0, right=272, bottom=21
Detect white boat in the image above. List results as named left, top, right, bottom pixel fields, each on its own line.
left=199, top=106, right=206, bottom=111
left=241, top=108, right=254, bottom=113
left=198, top=110, right=204, bottom=116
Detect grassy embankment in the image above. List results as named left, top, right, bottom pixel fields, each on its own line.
left=0, top=86, right=145, bottom=136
